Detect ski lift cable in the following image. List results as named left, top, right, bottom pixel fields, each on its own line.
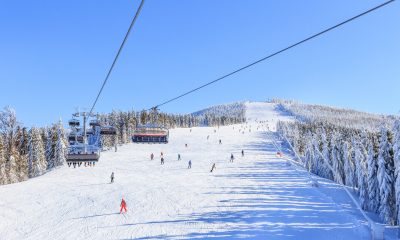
left=150, top=0, right=395, bottom=111
left=89, top=0, right=146, bottom=116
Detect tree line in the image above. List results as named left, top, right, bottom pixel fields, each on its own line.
left=0, top=105, right=245, bottom=185
left=0, top=107, right=67, bottom=185
left=277, top=118, right=400, bottom=226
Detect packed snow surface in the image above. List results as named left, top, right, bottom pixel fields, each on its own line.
left=0, top=102, right=375, bottom=239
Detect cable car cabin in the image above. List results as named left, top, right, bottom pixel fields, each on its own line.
left=66, top=144, right=100, bottom=164
left=68, top=118, right=80, bottom=127
left=100, top=126, right=117, bottom=135
left=132, top=124, right=169, bottom=143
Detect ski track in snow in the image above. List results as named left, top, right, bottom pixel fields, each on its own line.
left=0, top=102, right=372, bottom=239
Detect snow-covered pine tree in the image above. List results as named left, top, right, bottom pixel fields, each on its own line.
left=45, top=127, right=55, bottom=169
left=320, top=127, right=333, bottom=180
left=354, top=137, right=369, bottom=210
left=331, top=131, right=344, bottom=185
left=304, top=132, right=315, bottom=172
left=0, top=136, right=6, bottom=185
left=140, top=110, right=147, bottom=125
left=377, top=126, right=396, bottom=225
left=0, top=106, right=20, bottom=184
left=28, top=127, right=47, bottom=177
left=18, top=127, right=29, bottom=155
left=16, top=127, right=28, bottom=181
left=392, top=120, right=400, bottom=223
left=54, top=122, right=66, bottom=167
left=120, top=121, right=127, bottom=144
left=367, top=135, right=380, bottom=213
left=342, top=141, right=355, bottom=188
left=6, top=154, right=18, bottom=184
left=4, top=132, right=19, bottom=184
left=290, top=124, right=300, bottom=154
left=310, top=138, right=319, bottom=175
left=351, top=137, right=359, bottom=188
left=126, top=111, right=136, bottom=138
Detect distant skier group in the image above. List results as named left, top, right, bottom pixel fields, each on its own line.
left=113, top=125, right=251, bottom=215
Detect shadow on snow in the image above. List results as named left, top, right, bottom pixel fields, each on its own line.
left=116, top=133, right=368, bottom=239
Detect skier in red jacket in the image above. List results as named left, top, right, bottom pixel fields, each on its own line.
left=120, top=198, right=127, bottom=213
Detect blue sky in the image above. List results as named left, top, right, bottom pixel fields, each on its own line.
left=0, top=0, right=399, bottom=127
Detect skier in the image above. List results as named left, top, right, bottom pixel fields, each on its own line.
left=188, top=160, right=192, bottom=169
left=120, top=198, right=127, bottom=214
left=210, top=163, right=216, bottom=173
left=178, top=154, right=181, bottom=161
left=150, top=153, right=154, bottom=160
left=110, top=172, right=114, bottom=183
left=230, top=153, right=234, bottom=163
left=185, top=143, right=188, bottom=148
left=219, top=139, right=222, bottom=144
left=241, top=150, right=244, bottom=157
left=207, top=135, right=209, bottom=140
left=161, top=157, right=165, bottom=165
left=160, top=152, right=164, bottom=157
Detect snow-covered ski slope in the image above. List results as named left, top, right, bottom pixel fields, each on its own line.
left=0, top=102, right=385, bottom=239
